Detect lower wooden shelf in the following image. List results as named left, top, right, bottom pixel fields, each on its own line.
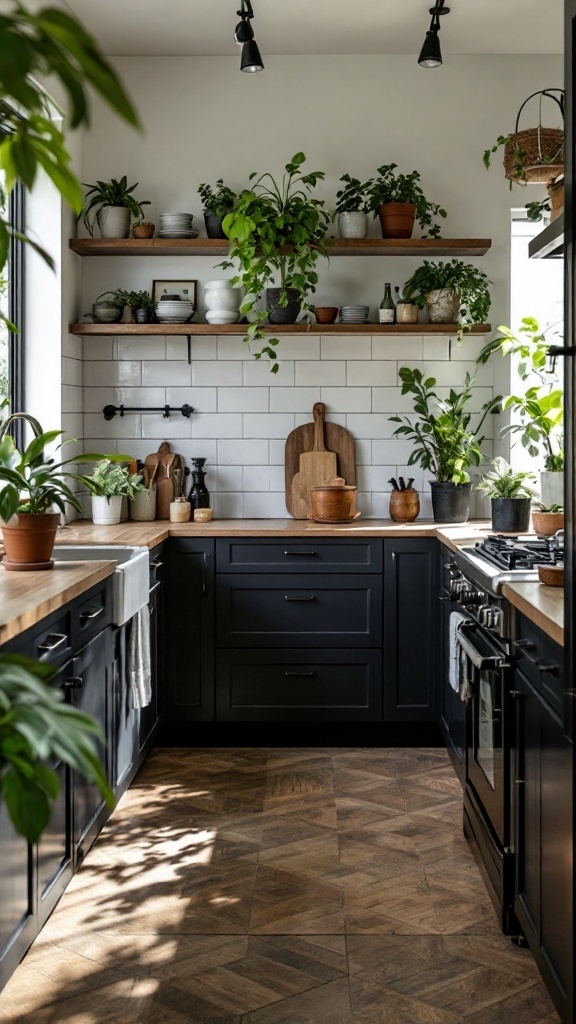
left=69, top=323, right=491, bottom=336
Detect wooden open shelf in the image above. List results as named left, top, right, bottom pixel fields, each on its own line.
left=70, top=322, right=491, bottom=337
left=69, top=237, right=492, bottom=258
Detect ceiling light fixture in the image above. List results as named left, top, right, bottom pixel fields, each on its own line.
left=418, top=1, right=450, bottom=69
left=234, top=0, right=264, bottom=73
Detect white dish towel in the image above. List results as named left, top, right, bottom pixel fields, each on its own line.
left=128, top=606, right=152, bottom=709
left=449, top=610, right=468, bottom=693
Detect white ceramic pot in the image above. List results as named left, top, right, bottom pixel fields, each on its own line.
left=205, top=286, right=241, bottom=310
left=426, top=289, right=461, bottom=324
left=205, top=309, right=241, bottom=324
left=338, top=211, right=368, bottom=239
left=92, top=494, right=123, bottom=525
left=540, top=470, right=564, bottom=508
left=98, top=206, right=131, bottom=239
left=396, top=302, right=419, bottom=324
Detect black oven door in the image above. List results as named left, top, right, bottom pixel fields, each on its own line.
left=459, top=621, right=510, bottom=846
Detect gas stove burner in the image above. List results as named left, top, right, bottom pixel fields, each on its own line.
left=475, top=535, right=563, bottom=572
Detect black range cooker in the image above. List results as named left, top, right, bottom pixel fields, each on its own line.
left=443, top=533, right=564, bottom=934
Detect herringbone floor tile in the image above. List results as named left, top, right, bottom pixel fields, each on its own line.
left=0, top=748, right=560, bottom=1023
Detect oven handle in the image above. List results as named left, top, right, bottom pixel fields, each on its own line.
left=457, top=622, right=509, bottom=672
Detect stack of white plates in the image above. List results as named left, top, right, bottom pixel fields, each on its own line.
left=155, top=300, right=194, bottom=323
left=340, top=305, right=370, bottom=324
left=159, top=212, right=198, bottom=239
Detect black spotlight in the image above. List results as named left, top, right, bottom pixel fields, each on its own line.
left=234, top=0, right=264, bottom=73
left=418, top=3, right=450, bottom=68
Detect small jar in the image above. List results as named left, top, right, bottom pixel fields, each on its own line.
left=193, top=508, right=213, bottom=523
left=170, top=497, right=191, bottom=523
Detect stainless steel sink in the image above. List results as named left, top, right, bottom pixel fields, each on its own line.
left=53, top=545, right=150, bottom=626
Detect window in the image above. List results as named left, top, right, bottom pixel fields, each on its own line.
left=0, top=181, right=25, bottom=442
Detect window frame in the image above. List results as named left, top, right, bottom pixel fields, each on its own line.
left=7, top=182, right=25, bottom=449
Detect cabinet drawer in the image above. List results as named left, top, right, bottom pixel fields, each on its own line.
left=216, top=538, right=382, bottom=574
left=217, top=575, right=382, bottom=648
left=73, top=581, right=112, bottom=647
left=216, top=649, right=382, bottom=721
left=513, top=613, right=564, bottom=718
left=32, top=612, right=72, bottom=667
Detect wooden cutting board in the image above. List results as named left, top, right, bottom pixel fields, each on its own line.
left=285, top=403, right=357, bottom=519
left=291, top=403, right=337, bottom=519
left=144, top=441, right=184, bottom=520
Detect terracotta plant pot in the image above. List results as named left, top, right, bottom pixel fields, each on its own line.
left=396, top=302, right=419, bottom=324
left=314, top=306, right=338, bottom=324
left=532, top=510, right=564, bottom=537
left=132, top=221, right=155, bottom=239
left=389, top=489, right=420, bottom=523
left=548, top=180, right=564, bottom=222
left=1, top=512, right=60, bottom=570
left=537, top=564, right=564, bottom=587
left=378, top=202, right=416, bottom=239
left=426, top=289, right=461, bottom=324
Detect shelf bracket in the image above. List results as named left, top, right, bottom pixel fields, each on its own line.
left=187, top=335, right=191, bottom=364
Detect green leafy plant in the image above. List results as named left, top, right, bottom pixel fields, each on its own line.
left=402, top=259, right=492, bottom=341
left=0, top=3, right=139, bottom=277
left=221, top=152, right=330, bottom=371
left=198, top=179, right=237, bottom=219
left=84, top=459, right=145, bottom=503
left=366, top=164, right=447, bottom=238
left=477, top=458, right=535, bottom=499
left=533, top=501, right=563, bottom=513
left=82, top=176, right=150, bottom=236
left=334, top=174, right=371, bottom=215
left=0, top=652, right=113, bottom=843
left=394, top=283, right=417, bottom=304
left=115, top=288, right=155, bottom=313
left=524, top=197, right=551, bottom=222
left=390, top=368, right=485, bottom=484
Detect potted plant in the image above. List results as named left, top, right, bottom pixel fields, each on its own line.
left=132, top=218, right=155, bottom=239
left=525, top=176, right=564, bottom=223
left=477, top=318, right=564, bottom=505
left=82, top=176, right=151, bottom=238
left=334, top=174, right=371, bottom=239
left=0, top=653, right=114, bottom=843
left=221, top=152, right=329, bottom=371
left=198, top=179, right=237, bottom=238
left=390, top=368, right=484, bottom=523
left=483, top=89, right=564, bottom=186
left=366, top=163, right=447, bottom=239
left=477, top=458, right=535, bottom=533
left=91, top=290, right=124, bottom=324
left=0, top=406, right=128, bottom=569
left=394, top=284, right=419, bottom=324
left=532, top=502, right=564, bottom=537
left=116, top=288, right=156, bottom=324
left=85, top=459, right=145, bottom=525
left=402, top=259, right=492, bottom=340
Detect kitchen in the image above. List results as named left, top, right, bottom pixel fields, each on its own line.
left=0, top=1, right=573, bottom=1022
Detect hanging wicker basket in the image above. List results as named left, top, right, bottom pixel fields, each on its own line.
left=504, top=89, right=565, bottom=183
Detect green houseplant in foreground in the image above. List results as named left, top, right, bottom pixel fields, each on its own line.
left=390, top=368, right=484, bottom=523
left=0, top=653, right=113, bottom=843
left=403, top=259, right=492, bottom=340
left=85, top=459, right=145, bottom=526
left=82, top=177, right=150, bottom=238
left=366, top=164, right=447, bottom=239
left=198, top=179, right=237, bottom=238
left=222, top=152, right=330, bottom=372
left=477, top=458, right=535, bottom=533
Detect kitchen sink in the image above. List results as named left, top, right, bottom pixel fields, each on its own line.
left=52, top=545, right=150, bottom=626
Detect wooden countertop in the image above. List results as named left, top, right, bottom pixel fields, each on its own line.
left=503, top=582, right=564, bottom=647
left=0, top=560, right=116, bottom=646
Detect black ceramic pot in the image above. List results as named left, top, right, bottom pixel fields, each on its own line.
left=430, top=481, right=472, bottom=524
left=491, top=497, right=531, bottom=534
left=267, top=288, right=301, bottom=325
left=135, top=308, right=152, bottom=323
left=204, top=211, right=227, bottom=239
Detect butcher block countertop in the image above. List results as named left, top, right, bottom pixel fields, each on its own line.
left=0, top=560, right=115, bottom=646
left=503, top=582, right=564, bottom=647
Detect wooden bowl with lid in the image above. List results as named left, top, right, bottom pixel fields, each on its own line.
left=309, top=477, right=360, bottom=522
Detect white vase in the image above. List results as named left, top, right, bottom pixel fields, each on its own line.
left=205, top=286, right=241, bottom=310
left=98, top=206, right=131, bottom=239
left=92, top=494, right=123, bottom=525
left=426, top=289, right=461, bottom=324
left=338, top=211, right=368, bottom=239
left=540, top=470, right=564, bottom=508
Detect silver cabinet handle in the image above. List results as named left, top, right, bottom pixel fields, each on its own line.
left=284, top=550, right=317, bottom=556
left=152, top=557, right=164, bottom=568
left=285, top=671, right=315, bottom=677
left=38, top=633, right=68, bottom=652
left=80, top=606, right=104, bottom=622
left=62, top=676, right=82, bottom=689
left=284, top=595, right=316, bottom=602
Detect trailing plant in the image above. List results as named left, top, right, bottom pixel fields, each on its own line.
left=524, top=197, right=551, bottom=222
left=402, top=259, right=492, bottom=341
left=394, top=283, right=417, bottom=304
left=198, top=179, right=237, bottom=219
left=334, top=174, right=371, bottom=215
left=482, top=89, right=565, bottom=188
left=115, top=288, right=155, bottom=313
left=84, top=459, right=145, bottom=503
left=221, top=152, right=329, bottom=372
left=533, top=501, right=563, bottom=513
left=390, top=368, right=485, bottom=484
left=366, top=164, right=447, bottom=238
left=0, top=3, right=138, bottom=279
left=477, top=458, right=535, bottom=499
left=82, top=176, right=150, bottom=236
left=0, top=652, right=114, bottom=843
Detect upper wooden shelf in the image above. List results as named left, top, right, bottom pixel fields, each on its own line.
left=70, top=322, right=491, bottom=337
left=68, top=237, right=492, bottom=258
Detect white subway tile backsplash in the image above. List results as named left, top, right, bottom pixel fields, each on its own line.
left=62, top=358, right=82, bottom=386
left=242, top=465, right=272, bottom=491
left=118, top=337, right=166, bottom=360
left=372, top=387, right=415, bottom=413
left=320, top=336, right=371, bottom=360
left=372, top=336, right=423, bottom=360
left=142, top=361, right=191, bottom=386
left=347, top=362, right=397, bottom=387
left=242, top=492, right=274, bottom=518
left=82, top=338, right=114, bottom=360
left=270, top=387, right=321, bottom=412
left=372, top=438, right=416, bottom=463
left=218, top=387, right=268, bottom=413
left=213, top=492, right=243, bottom=518
left=354, top=439, right=372, bottom=466
left=84, top=360, right=141, bottom=386
left=243, top=413, right=295, bottom=438
left=141, top=414, right=192, bottom=439
left=357, top=465, right=395, bottom=492
left=84, top=413, right=142, bottom=439
left=192, top=413, right=242, bottom=438
left=242, top=359, right=295, bottom=386
left=62, top=386, right=83, bottom=413
left=295, top=361, right=345, bottom=386
left=278, top=336, right=320, bottom=360
left=321, top=387, right=371, bottom=413
left=172, top=335, right=217, bottom=360
left=422, top=337, right=450, bottom=361
left=192, top=361, right=242, bottom=386
left=218, top=439, right=269, bottom=465
left=370, top=491, right=393, bottom=518
left=268, top=465, right=286, bottom=492
left=217, top=336, right=254, bottom=360
left=346, top=414, right=394, bottom=440
left=269, top=491, right=289, bottom=517
left=166, top=387, right=217, bottom=413
left=215, top=465, right=243, bottom=492
left=269, top=440, right=286, bottom=465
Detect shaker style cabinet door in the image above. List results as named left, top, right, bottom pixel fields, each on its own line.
left=383, top=540, right=439, bottom=721
left=164, top=540, right=215, bottom=723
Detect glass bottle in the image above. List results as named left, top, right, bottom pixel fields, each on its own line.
left=379, top=282, right=395, bottom=324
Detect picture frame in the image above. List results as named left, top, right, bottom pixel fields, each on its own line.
left=152, top=279, right=197, bottom=307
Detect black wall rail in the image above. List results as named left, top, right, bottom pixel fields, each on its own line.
left=103, top=404, right=194, bottom=421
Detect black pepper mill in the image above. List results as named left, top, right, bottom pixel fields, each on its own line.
left=188, top=457, right=210, bottom=510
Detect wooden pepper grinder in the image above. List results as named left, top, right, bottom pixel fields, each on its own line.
left=389, top=476, right=420, bottom=523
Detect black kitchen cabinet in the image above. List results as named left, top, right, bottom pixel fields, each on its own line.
left=383, top=539, right=438, bottom=722
left=164, top=538, right=215, bottom=723
left=512, top=668, right=573, bottom=1022
left=437, top=546, right=466, bottom=783
left=0, top=803, right=35, bottom=992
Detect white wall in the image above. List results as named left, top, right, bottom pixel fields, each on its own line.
left=77, top=53, right=562, bottom=517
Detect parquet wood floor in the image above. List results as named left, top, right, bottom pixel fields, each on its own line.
left=0, top=748, right=560, bottom=1023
